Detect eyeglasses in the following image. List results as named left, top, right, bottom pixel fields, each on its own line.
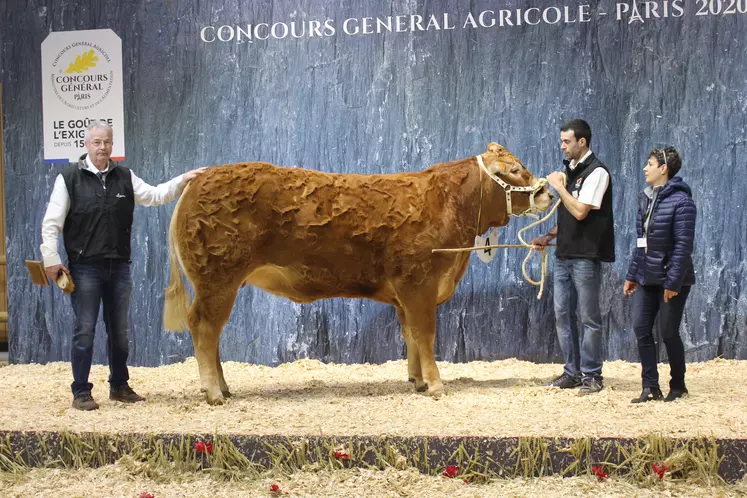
left=90, top=140, right=113, bottom=148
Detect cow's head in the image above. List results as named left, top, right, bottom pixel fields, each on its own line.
left=478, top=142, right=553, bottom=221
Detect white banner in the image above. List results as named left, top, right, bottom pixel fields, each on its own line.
left=41, top=29, right=125, bottom=163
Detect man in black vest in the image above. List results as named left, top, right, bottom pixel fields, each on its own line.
left=41, top=121, right=206, bottom=411
left=532, top=119, right=615, bottom=395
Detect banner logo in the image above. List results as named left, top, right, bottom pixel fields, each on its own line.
left=42, top=30, right=125, bottom=162
left=50, top=44, right=114, bottom=111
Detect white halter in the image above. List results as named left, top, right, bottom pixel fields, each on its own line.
left=476, top=155, right=548, bottom=217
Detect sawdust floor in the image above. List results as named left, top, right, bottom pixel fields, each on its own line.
left=1, top=357, right=746, bottom=438
left=3, top=466, right=746, bottom=498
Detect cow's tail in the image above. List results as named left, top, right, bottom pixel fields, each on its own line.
left=163, top=191, right=191, bottom=332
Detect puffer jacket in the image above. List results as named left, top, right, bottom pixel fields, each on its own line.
left=625, top=176, right=696, bottom=291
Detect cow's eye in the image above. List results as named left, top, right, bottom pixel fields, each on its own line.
left=510, top=164, right=521, bottom=173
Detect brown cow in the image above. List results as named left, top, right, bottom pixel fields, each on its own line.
left=164, top=142, right=553, bottom=404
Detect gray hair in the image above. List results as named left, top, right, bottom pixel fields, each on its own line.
left=84, top=120, right=113, bottom=141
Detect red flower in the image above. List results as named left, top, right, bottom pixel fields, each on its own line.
left=442, top=465, right=459, bottom=478
left=270, top=483, right=280, bottom=493
left=333, top=450, right=349, bottom=460
left=138, top=493, right=155, bottom=498
left=652, top=462, right=669, bottom=480
left=592, top=465, right=609, bottom=481
left=194, top=441, right=213, bottom=455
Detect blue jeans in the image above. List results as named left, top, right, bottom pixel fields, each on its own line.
left=553, top=258, right=603, bottom=379
left=68, top=260, right=133, bottom=397
left=633, top=285, right=690, bottom=390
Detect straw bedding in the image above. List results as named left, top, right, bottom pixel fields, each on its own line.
left=0, top=357, right=745, bottom=438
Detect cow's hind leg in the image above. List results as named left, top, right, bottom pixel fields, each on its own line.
left=399, top=296, right=443, bottom=398
left=395, top=305, right=425, bottom=391
left=188, top=284, right=238, bottom=405
left=195, top=328, right=230, bottom=397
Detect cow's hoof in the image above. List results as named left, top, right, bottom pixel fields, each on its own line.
left=428, top=385, right=445, bottom=399
left=408, top=377, right=415, bottom=383
left=201, top=387, right=229, bottom=398
left=206, top=394, right=225, bottom=406
left=414, top=380, right=428, bottom=392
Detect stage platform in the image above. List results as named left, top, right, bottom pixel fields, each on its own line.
left=1, top=357, right=746, bottom=483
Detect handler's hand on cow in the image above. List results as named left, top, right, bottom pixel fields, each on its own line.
left=664, top=288, right=679, bottom=303
left=546, top=171, right=567, bottom=191
left=45, top=263, right=68, bottom=283
left=183, top=167, right=208, bottom=182
left=623, top=280, right=638, bottom=296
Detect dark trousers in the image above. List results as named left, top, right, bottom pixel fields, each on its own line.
left=68, top=260, right=133, bottom=397
left=632, top=285, right=691, bottom=390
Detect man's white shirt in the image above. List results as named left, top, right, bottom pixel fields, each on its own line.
left=567, top=150, right=609, bottom=210
left=40, top=155, right=186, bottom=267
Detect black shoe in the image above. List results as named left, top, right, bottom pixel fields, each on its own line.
left=578, top=377, right=604, bottom=395
left=109, top=386, right=145, bottom=403
left=546, top=373, right=581, bottom=389
left=72, top=394, right=99, bottom=411
left=631, top=387, right=663, bottom=403
left=664, top=387, right=688, bottom=402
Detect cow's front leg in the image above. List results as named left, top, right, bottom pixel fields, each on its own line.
left=418, top=333, right=444, bottom=398
left=405, top=334, right=426, bottom=391
left=401, top=299, right=443, bottom=397
left=396, top=305, right=426, bottom=390
left=216, top=348, right=231, bottom=398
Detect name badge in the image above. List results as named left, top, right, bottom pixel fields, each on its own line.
left=637, top=237, right=647, bottom=248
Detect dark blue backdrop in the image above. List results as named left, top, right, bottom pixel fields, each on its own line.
left=2, top=1, right=746, bottom=367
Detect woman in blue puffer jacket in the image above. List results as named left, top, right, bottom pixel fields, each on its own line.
left=623, top=146, right=696, bottom=403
